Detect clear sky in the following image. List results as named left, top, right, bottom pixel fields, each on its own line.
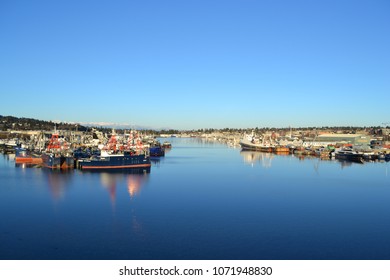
left=0, top=0, right=389, bottom=130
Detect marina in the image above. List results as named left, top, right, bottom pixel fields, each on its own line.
left=1, top=119, right=390, bottom=260
left=1, top=121, right=390, bottom=168
left=1, top=136, right=390, bottom=260
left=1, top=1, right=389, bottom=277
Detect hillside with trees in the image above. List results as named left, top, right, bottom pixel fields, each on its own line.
left=0, top=115, right=89, bottom=132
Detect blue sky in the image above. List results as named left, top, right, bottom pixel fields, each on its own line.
left=1, top=0, right=389, bottom=129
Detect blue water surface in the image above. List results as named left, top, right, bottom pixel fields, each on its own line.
left=1, top=138, right=389, bottom=260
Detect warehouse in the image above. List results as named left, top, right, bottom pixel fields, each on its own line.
left=316, top=134, right=370, bottom=145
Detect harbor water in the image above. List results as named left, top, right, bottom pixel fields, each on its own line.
left=1, top=137, right=390, bottom=260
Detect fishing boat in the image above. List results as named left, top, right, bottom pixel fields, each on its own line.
left=41, top=132, right=74, bottom=169
left=3, top=139, right=20, bottom=153
left=239, top=132, right=273, bottom=152
left=313, top=147, right=333, bottom=159
left=239, top=138, right=261, bottom=151
left=77, top=150, right=151, bottom=170
left=77, top=131, right=151, bottom=171
left=335, top=148, right=364, bottom=163
left=144, top=138, right=165, bottom=157
left=14, top=147, right=43, bottom=164
left=162, top=141, right=172, bottom=149
left=272, top=146, right=290, bottom=154
left=41, top=151, right=74, bottom=169
left=149, top=145, right=165, bottom=157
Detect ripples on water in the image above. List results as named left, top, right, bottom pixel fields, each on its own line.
left=1, top=138, right=389, bottom=260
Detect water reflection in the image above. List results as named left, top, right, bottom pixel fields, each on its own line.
left=15, top=163, right=41, bottom=169
left=5, top=153, right=15, bottom=161
left=15, top=162, right=74, bottom=199
left=42, top=169, right=74, bottom=200
left=127, top=174, right=147, bottom=198
left=99, top=170, right=150, bottom=204
left=100, top=173, right=118, bottom=204
left=240, top=149, right=390, bottom=170
left=98, top=171, right=150, bottom=239
left=150, top=157, right=163, bottom=167
left=240, top=151, right=274, bottom=168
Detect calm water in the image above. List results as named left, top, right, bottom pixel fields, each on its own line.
left=1, top=138, right=390, bottom=260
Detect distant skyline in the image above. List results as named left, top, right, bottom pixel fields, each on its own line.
left=1, top=0, right=389, bottom=130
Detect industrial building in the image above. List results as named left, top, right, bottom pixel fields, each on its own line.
left=317, top=134, right=371, bottom=145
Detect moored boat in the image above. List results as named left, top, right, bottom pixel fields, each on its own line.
left=41, top=132, right=74, bottom=169
left=335, top=148, right=365, bottom=163
left=239, top=138, right=261, bottom=151
left=239, top=135, right=273, bottom=152
left=162, top=141, right=172, bottom=149
left=41, top=151, right=74, bottom=169
left=149, top=145, right=165, bottom=157
left=77, top=150, right=151, bottom=170
left=41, top=152, right=61, bottom=169
left=147, top=139, right=165, bottom=157
left=313, top=147, right=333, bottom=159
left=272, top=146, right=290, bottom=154
left=259, top=145, right=273, bottom=152
left=3, top=139, right=20, bottom=153
left=15, top=147, right=43, bottom=164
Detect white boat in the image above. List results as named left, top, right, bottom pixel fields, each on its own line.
left=239, top=132, right=274, bottom=152
left=239, top=138, right=264, bottom=151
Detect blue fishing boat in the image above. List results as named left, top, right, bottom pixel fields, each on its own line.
left=149, top=145, right=165, bottom=157
left=77, top=150, right=151, bottom=170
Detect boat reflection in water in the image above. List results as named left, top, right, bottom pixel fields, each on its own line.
left=127, top=173, right=148, bottom=198
left=15, top=162, right=74, bottom=199
left=44, top=169, right=74, bottom=199
left=15, top=163, right=41, bottom=169
left=240, top=149, right=370, bottom=170
left=240, top=150, right=274, bottom=168
left=99, top=168, right=150, bottom=204
left=150, top=156, right=166, bottom=167
left=99, top=169, right=150, bottom=236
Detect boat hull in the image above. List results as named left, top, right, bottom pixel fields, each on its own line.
left=77, top=154, right=151, bottom=170
left=15, top=148, right=43, bottom=164
left=335, top=152, right=364, bottom=163
left=15, top=157, right=43, bottom=164
left=272, top=146, right=290, bottom=154
left=42, top=153, right=74, bottom=169
left=149, top=146, right=165, bottom=157
left=239, top=139, right=272, bottom=152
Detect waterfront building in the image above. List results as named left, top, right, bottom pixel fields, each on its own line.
left=317, top=134, right=370, bottom=145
